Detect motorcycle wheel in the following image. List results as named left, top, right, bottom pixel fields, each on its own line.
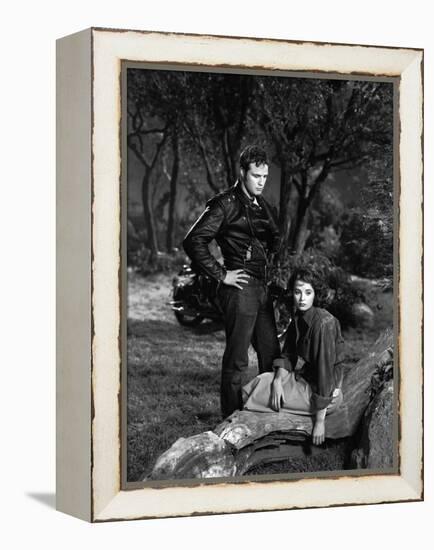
left=172, top=284, right=205, bottom=326
left=174, top=310, right=204, bottom=327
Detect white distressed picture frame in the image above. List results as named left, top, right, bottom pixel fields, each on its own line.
left=56, top=27, right=423, bottom=522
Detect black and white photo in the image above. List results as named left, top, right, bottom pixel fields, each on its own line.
left=124, top=66, right=397, bottom=483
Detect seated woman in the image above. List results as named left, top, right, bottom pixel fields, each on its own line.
left=242, top=267, right=345, bottom=445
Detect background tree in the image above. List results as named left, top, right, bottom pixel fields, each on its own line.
left=339, top=143, right=394, bottom=279
left=128, top=69, right=259, bottom=254
left=178, top=71, right=255, bottom=190
left=127, top=70, right=174, bottom=259
left=128, top=70, right=193, bottom=254
left=254, top=78, right=394, bottom=258
left=127, top=69, right=394, bottom=281
left=165, top=129, right=181, bottom=252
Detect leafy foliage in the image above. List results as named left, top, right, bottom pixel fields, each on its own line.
left=270, top=248, right=366, bottom=328
left=339, top=211, right=393, bottom=279
left=128, top=245, right=186, bottom=275
left=252, top=78, right=394, bottom=255
left=334, top=141, right=393, bottom=279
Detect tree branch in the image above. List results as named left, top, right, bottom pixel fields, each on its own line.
left=292, top=174, right=302, bottom=194
left=127, top=134, right=150, bottom=169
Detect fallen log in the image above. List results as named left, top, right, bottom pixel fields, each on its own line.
left=147, top=328, right=393, bottom=480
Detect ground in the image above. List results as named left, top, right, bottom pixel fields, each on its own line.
left=127, top=270, right=392, bottom=482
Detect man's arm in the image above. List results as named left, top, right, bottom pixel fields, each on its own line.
left=183, top=198, right=227, bottom=281
left=310, top=318, right=340, bottom=445
left=310, top=319, right=339, bottom=411
left=184, top=197, right=251, bottom=289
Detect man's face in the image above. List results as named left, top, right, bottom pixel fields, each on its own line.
left=240, top=163, right=269, bottom=196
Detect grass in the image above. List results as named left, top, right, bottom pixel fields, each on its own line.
left=127, top=271, right=392, bottom=482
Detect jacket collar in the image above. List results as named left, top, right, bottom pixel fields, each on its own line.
left=234, top=180, right=262, bottom=208
left=296, top=306, right=317, bottom=327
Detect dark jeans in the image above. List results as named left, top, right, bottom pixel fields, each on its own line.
left=218, top=277, right=280, bottom=417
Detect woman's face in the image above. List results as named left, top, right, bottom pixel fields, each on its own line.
left=293, top=279, right=315, bottom=312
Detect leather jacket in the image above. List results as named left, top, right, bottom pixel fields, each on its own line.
left=272, top=307, right=345, bottom=411
left=183, top=182, right=280, bottom=281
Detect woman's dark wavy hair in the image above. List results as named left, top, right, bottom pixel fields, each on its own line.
left=288, top=266, right=332, bottom=308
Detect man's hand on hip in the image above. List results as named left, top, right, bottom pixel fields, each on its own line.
left=223, top=269, right=250, bottom=290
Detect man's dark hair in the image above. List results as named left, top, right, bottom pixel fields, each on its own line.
left=239, top=145, right=268, bottom=172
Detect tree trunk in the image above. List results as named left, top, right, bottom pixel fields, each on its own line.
left=288, top=170, right=309, bottom=256
left=288, top=163, right=332, bottom=257
left=141, top=170, right=159, bottom=260
left=193, top=116, right=221, bottom=193
left=166, top=135, right=180, bottom=251
left=230, top=148, right=239, bottom=186
left=221, top=129, right=236, bottom=187
left=292, top=206, right=310, bottom=256
left=278, top=166, right=292, bottom=259
left=291, top=165, right=331, bottom=256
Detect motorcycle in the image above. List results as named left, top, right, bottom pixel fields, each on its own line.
left=169, top=264, right=292, bottom=340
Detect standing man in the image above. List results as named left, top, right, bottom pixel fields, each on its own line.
left=183, top=145, right=281, bottom=417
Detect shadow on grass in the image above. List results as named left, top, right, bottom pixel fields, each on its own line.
left=193, top=320, right=225, bottom=335
left=128, top=318, right=177, bottom=338
left=128, top=317, right=224, bottom=339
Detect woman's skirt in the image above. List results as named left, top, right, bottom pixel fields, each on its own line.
left=242, top=371, right=343, bottom=415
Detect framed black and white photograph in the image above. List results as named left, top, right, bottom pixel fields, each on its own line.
left=56, top=27, right=423, bottom=522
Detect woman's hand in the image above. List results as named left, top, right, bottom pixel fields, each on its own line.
left=271, top=378, right=285, bottom=411
left=312, top=419, right=326, bottom=445
left=312, top=407, right=327, bottom=445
